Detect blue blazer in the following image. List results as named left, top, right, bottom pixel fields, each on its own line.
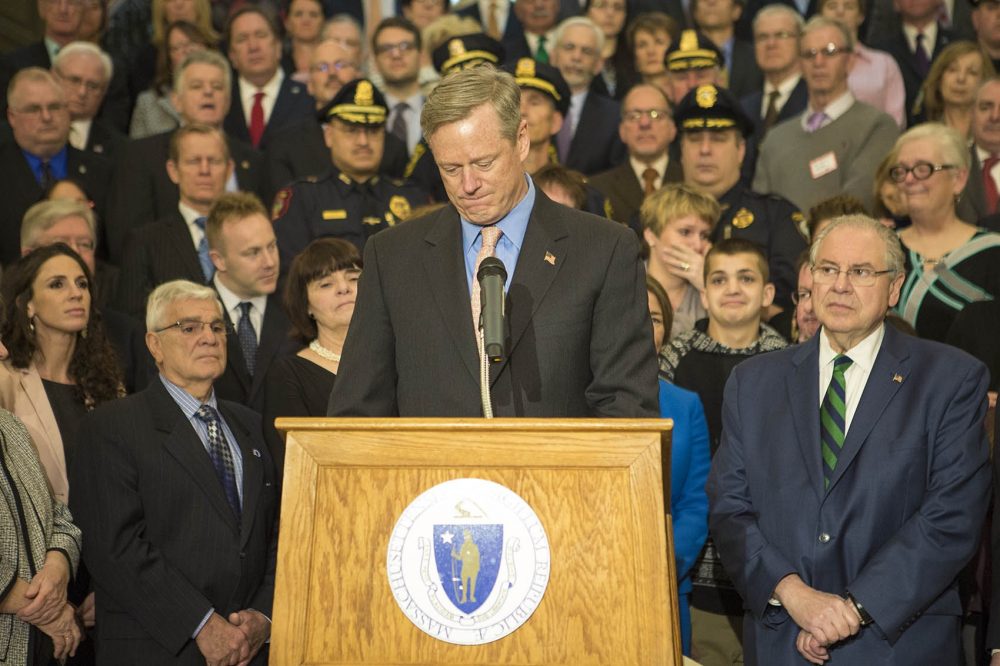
left=707, top=325, right=991, bottom=665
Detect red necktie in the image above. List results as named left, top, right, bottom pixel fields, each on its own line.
left=249, top=91, right=265, bottom=149
left=984, top=155, right=1000, bottom=215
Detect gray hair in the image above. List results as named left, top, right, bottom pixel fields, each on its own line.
left=553, top=16, right=606, bottom=54
left=421, top=65, right=522, bottom=142
left=174, top=49, right=233, bottom=94
left=7, top=67, right=64, bottom=109
left=146, top=280, right=222, bottom=332
left=21, top=199, right=97, bottom=250
left=800, top=15, right=855, bottom=51
left=753, top=4, right=805, bottom=34
left=810, top=214, right=905, bottom=275
left=890, top=121, right=969, bottom=171
left=52, top=41, right=114, bottom=84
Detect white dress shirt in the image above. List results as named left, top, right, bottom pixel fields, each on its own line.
left=817, top=324, right=885, bottom=434
left=760, top=73, right=801, bottom=120
left=238, top=69, right=284, bottom=128
left=902, top=21, right=938, bottom=56
left=213, top=276, right=266, bottom=343
left=177, top=201, right=207, bottom=252
left=384, top=91, right=424, bottom=156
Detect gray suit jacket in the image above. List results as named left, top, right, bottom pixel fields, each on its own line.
left=327, top=188, right=659, bottom=417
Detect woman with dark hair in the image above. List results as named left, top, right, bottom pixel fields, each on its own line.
left=586, top=0, right=635, bottom=98
left=262, top=238, right=361, bottom=475
left=282, top=0, right=327, bottom=82
left=626, top=12, right=678, bottom=99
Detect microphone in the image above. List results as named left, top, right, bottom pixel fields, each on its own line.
left=477, top=256, right=508, bottom=362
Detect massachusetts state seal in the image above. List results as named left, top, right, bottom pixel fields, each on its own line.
left=386, top=478, right=551, bottom=645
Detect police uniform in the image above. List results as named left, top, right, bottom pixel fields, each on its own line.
left=674, top=84, right=807, bottom=309
left=272, top=79, right=430, bottom=271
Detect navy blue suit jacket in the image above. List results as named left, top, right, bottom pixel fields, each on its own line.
left=223, top=75, right=314, bottom=151
left=561, top=91, right=627, bottom=176
left=708, top=324, right=991, bottom=664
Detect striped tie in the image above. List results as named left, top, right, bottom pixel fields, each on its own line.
left=821, top=354, right=853, bottom=489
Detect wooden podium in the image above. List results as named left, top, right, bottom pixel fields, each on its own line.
left=271, top=418, right=681, bottom=665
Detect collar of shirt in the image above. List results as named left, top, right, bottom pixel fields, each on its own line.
left=801, top=90, right=854, bottom=131
left=902, top=21, right=938, bottom=54
left=238, top=69, right=284, bottom=127
left=22, top=145, right=68, bottom=184
left=629, top=153, right=669, bottom=190
left=817, top=324, right=885, bottom=430
left=69, top=119, right=92, bottom=151
left=44, top=37, right=60, bottom=61
left=461, top=173, right=535, bottom=293
left=178, top=201, right=206, bottom=248
left=568, top=90, right=587, bottom=129
left=478, top=0, right=510, bottom=32
left=977, top=144, right=1000, bottom=184
left=384, top=92, right=425, bottom=152
left=160, top=373, right=221, bottom=413
left=762, top=72, right=801, bottom=117
left=720, top=37, right=734, bottom=74
left=213, top=274, right=267, bottom=336
left=525, top=30, right=556, bottom=55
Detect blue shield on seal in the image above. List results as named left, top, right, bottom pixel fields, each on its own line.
left=433, top=524, right=503, bottom=614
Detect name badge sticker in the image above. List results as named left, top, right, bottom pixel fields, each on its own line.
left=809, top=151, right=838, bottom=180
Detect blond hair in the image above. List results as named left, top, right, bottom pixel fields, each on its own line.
left=640, top=183, right=721, bottom=236
left=421, top=65, right=521, bottom=142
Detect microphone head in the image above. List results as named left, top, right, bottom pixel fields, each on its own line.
left=477, top=256, right=508, bottom=282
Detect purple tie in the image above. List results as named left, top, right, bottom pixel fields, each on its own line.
left=806, top=111, right=828, bottom=133
left=914, top=32, right=930, bottom=78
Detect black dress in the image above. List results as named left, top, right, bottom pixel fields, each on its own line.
left=262, top=354, right=336, bottom=480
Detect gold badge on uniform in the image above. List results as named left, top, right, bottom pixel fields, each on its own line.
left=322, top=209, right=347, bottom=220
left=355, top=80, right=374, bottom=106
left=733, top=207, right=754, bottom=228
left=695, top=85, right=717, bottom=109
left=389, top=195, right=412, bottom=220
left=516, top=58, right=536, bottom=78
left=449, top=38, right=466, bottom=57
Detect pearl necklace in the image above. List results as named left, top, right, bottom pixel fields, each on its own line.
left=309, top=340, right=342, bottom=362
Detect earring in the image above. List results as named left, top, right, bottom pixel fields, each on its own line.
left=28, top=318, right=34, bottom=333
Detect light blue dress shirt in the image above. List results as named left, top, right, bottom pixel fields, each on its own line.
left=460, top=174, right=535, bottom=294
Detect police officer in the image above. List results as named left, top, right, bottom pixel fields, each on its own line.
left=404, top=33, right=506, bottom=202
left=674, top=83, right=806, bottom=312
left=272, top=78, right=429, bottom=272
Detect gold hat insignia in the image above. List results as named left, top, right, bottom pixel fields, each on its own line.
left=679, top=30, right=698, bottom=52
left=695, top=85, right=717, bottom=109
left=449, top=38, right=466, bottom=57
left=515, top=58, right=536, bottom=78
left=355, top=80, right=374, bottom=106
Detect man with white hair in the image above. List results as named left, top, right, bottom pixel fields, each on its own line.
left=51, top=40, right=124, bottom=159
left=549, top=16, right=626, bottom=176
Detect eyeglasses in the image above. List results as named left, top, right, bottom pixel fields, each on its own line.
left=811, top=264, right=894, bottom=287
left=11, top=102, right=68, bottom=118
left=58, top=74, right=105, bottom=93
left=755, top=30, right=798, bottom=42
left=800, top=43, right=850, bottom=60
left=374, top=40, right=417, bottom=56
left=311, top=60, right=356, bottom=74
left=791, top=289, right=811, bottom=305
left=888, top=162, right=956, bottom=183
left=557, top=41, right=599, bottom=58
left=622, top=108, right=671, bottom=123
left=155, top=320, right=229, bottom=336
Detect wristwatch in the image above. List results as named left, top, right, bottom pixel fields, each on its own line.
left=845, top=592, right=873, bottom=626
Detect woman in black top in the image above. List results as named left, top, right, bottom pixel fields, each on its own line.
left=263, top=238, right=361, bottom=476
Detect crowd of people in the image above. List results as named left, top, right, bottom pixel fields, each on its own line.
left=1, top=0, right=999, bottom=663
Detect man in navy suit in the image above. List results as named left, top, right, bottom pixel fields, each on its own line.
left=708, top=215, right=991, bottom=665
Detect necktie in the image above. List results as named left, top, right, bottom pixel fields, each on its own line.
left=820, top=354, right=854, bottom=489
left=805, top=111, right=828, bottom=133
left=486, top=0, right=502, bottom=39
left=195, top=404, right=241, bottom=520
left=536, top=35, right=549, bottom=63
left=642, top=167, right=658, bottom=196
left=556, top=110, right=574, bottom=161
left=390, top=101, right=409, bottom=147
left=984, top=155, right=1000, bottom=215
left=193, top=216, right=214, bottom=282
left=763, top=89, right=781, bottom=132
left=39, top=160, right=55, bottom=191
left=470, top=225, right=503, bottom=334
left=237, top=302, right=257, bottom=376
left=914, top=33, right=930, bottom=78
left=249, top=91, right=265, bottom=149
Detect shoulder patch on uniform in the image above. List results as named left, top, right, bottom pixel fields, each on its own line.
left=272, top=188, right=292, bottom=220
left=389, top=195, right=412, bottom=220
left=323, top=209, right=348, bottom=220
left=732, top=207, right=754, bottom=229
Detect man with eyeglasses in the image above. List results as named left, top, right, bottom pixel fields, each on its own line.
left=372, top=17, right=425, bottom=159
left=0, top=67, right=112, bottom=266
left=708, top=214, right=991, bottom=665
left=272, top=78, right=429, bottom=270
left=70, top=278, right=279, bottom=665
left=549, top=16, right=627, bottom=176
left=754, top=16, right=898, bottom=213
left=51, top=40, right=123, bottom=160
left=590, top=83, right=682, bottom=226
left=958, top=76, right=1000, bottom=227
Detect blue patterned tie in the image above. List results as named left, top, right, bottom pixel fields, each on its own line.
left=195, top=404, right=241, bottom=520
left=821, top=354, right=854, bottom=489
left=237, top=302, right=257, bottom=377
left=193, top=217, right=214, bottom=282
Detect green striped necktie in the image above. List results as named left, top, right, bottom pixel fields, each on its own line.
left=821, top=354, right=853, bottom=489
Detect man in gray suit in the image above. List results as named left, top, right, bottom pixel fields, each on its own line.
left=328, top=65, right=658, bottom=417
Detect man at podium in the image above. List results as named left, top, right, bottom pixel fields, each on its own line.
left=327, top=66, right=659, bottom=417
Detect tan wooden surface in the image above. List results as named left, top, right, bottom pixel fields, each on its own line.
left=271, top=419, right=680, bottom=666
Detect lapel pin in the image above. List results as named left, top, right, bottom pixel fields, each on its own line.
left=544, top=252, right=556, bottom=266
left=252, top=448, right=262, bottom=458
left=241, top=160, right=250, bottom=169
left=78, top=164, right=87, bottom=174
left=892, top=373, right=904, bottom=384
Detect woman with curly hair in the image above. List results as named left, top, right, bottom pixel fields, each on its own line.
left=0, top=244, right=125, bottom=506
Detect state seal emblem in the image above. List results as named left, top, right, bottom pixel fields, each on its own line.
left=386, top=478, right=550, bottom=645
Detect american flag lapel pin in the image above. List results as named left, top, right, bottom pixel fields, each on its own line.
left=544, top=252, right=556, bottom=266
left=892, top=373, right=904, bottom=384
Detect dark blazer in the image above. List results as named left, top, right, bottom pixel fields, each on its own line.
left=561, top=91, right=627, bottom=176
left=958, top=146, right=989, bottom=225
left=115, top=209, right=207, bottom=318
left=327, top=189, right=660, bottom=417
left=106, top=130, right=265, bottom=263
left=214, top=292, right=299, bottom=414
left=453, top=3, right=530, bottom=64
left=739, top=77, right=808, bottom=184
left=865, top=0, right=974, bottom=45
left=589, top=157, right=684, bottom=226
left=69, top=379, right=278, bottom=664
left=707, top=325, right=991, bottom=664
left=102, top=307, right=156, bottom=393
left=223, top=75, right=314, bottom=151
left=726, top=40, right=763, bottom=101
left=872, top=25, right=955, bottom=125
left=0, top=140, right=112, bottom=266
left=83, top=118, right=126, bottom=161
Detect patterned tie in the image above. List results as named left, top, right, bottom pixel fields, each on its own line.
left=914, top=33, right=930, bottom=78
left=249, top=91, right=265, bottom=149
left=983, top=155, right=1000, bottom=215
left=536, top=35, right=549, bottom=63
left=193, top=216, right=214, bottom=282
left=470, top=225, right=503, bottom=334
left=195, top=404, right=241, bottom=520
left=390, top=101, right=409, bottom=146
left=763, top=89, right=781, bottom=132
left=39, top=160, right=55, bottom=191
left=821, top=354, right=854, bottom=489
left=642, top=167, right=658, bottom=197
left=237, top=302, right=257, bottom=377
left=805, top=111, right=828, bottom=133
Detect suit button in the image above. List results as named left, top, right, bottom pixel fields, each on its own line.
left=240, top=551, right=246, bottom=558
left=818, top=533, right=831, bottom=543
